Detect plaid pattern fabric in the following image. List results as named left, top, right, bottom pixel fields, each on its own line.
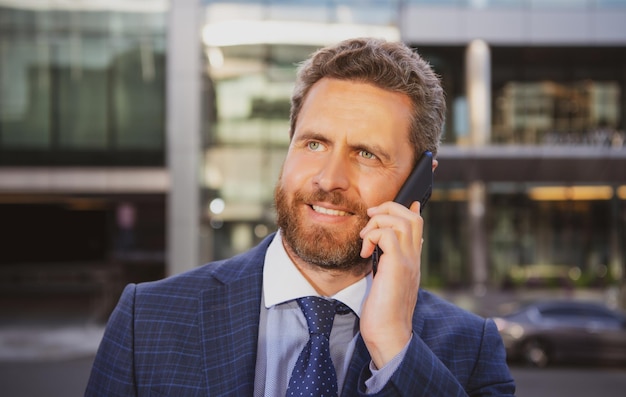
left=85, top=233, right=515, bottom=396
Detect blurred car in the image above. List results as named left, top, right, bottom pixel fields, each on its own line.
left=493, top=300, right=626, bottom=367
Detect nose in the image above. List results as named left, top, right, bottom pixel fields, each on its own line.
left=312, top=154, right=351, bottom=192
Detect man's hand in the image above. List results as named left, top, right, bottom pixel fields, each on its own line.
left=359, top=200, right=423, bottom=369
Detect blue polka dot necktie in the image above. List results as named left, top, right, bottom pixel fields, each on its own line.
left=286, top=296, right=350, bottom=397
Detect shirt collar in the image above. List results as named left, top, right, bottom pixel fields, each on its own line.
left=263, top=230, right=371, bottom=317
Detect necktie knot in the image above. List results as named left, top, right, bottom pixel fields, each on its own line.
left=297, top=296, right=339, bottom=336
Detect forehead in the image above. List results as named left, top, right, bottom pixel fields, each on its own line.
left=296, top=78, right=414, bottom=146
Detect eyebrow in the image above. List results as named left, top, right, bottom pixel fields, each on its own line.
left=294, top=131, right=329, bottom=145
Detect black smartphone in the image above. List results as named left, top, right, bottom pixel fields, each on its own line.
left=372, top=151, right=433, bottom=273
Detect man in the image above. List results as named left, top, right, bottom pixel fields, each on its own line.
left=85, top=38, right=515, bottom=396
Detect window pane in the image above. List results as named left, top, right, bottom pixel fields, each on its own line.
left=0, top=6, right=167, bottom=164
left=0, top=12, right=52, bottom=148
left=112, top=45, right=166, bottom=149
left=56, top=35, right=110, bottom=149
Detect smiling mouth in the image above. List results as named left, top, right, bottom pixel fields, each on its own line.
left=311, top=205, right=350, bottom=216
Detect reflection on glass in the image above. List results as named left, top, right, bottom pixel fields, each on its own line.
left=0, top=4, right=166, bottom=164
left=493, top=81, right=622, bottom=145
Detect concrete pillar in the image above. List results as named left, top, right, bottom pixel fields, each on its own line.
left=468, top=181, right=488, bottom=292
left=609, top=187, right=626, bottom=309
left=166, top=0, right=202, bottom=276
left=465, top=39, right=491, bottom=293
left=466, top=39, right=491, bottom=145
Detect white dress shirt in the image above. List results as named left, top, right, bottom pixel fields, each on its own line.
left=253, top=230, right=407, bottom=396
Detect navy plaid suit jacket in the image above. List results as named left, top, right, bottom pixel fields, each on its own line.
left=85, top=234, right=515, bottom=396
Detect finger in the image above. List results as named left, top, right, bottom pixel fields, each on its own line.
left=360, top=219, right=423, bottom=265
left=362, top=201, right=419, bottom=235
left=409, top=200, right=421, bottom=214
left=361, top=218, right=423, bottom=261
left=367, top=200, right=421, bottom=217
left=360, top=228, right=381, bottom=258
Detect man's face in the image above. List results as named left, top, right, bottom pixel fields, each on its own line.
left=275, top=77, right=415, bottom=271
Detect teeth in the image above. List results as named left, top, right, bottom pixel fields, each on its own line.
left=312, top=205, right=348, bottom=216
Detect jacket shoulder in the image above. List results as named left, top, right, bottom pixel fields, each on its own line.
left=415, top=289, right=488, bottom=336
left=135, top=233, right=273, bottom=299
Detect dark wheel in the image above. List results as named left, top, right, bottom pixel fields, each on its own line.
left=521, top=338, right=550, bottom=367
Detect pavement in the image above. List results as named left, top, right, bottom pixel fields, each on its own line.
left=0, top=296, right=107, bottom=364
left=0, top=324, right=104, bottom=362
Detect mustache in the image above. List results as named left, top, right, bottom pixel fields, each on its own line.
left=294, top=189, right=369, bottom=217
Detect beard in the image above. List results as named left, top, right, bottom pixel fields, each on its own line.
left=274, top=181, right=371, bottom=272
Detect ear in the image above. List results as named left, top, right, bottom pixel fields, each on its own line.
left=432, top=159, right=438, bottom=172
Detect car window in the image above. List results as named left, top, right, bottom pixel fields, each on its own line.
left=538, top=304, right=626, bottom=328
left=540, top=307, right=582, bottom=318
left=580, top=307, right=614, bottom=319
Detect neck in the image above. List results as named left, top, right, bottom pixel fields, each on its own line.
left=283, top=240, right=371, bottom=296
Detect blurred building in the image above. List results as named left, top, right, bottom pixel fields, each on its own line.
left=1, top=0, right=625, bottom=320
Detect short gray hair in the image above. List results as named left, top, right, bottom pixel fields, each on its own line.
left=290, top=37, right=446, bottom=163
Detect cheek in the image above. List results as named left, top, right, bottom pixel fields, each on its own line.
left=279, top=155, right=311, bottom=191
left=285, top=144, right=325, bottom=175
left=357, top=175, right=403, bottom=207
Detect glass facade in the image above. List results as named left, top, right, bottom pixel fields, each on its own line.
left=417, top=44, right=625, bottom=287
left=419, top=45, right=626, bottom=147
left=0, top=4, right=167, bottom=166
left=201, top=43, right=315, bottom=258
left=407, top=0, right=626, bottom=7
left=0, top=0, right=624, bottom=294
left=200, top=2, right=625, bottom=289
left=199, top=0, right=402, bottom=259
left=0, top=2, right=169, bottom=318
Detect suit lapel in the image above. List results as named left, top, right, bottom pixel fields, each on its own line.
left=341, top=291, right=427, bottom=396
left=342, top=335, right=370, bottom=395
left=195, top=235, right=428, bottom=396
left=198, top=240, right=268, bottom=395
left=199, top=282, right=260, bottom=395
